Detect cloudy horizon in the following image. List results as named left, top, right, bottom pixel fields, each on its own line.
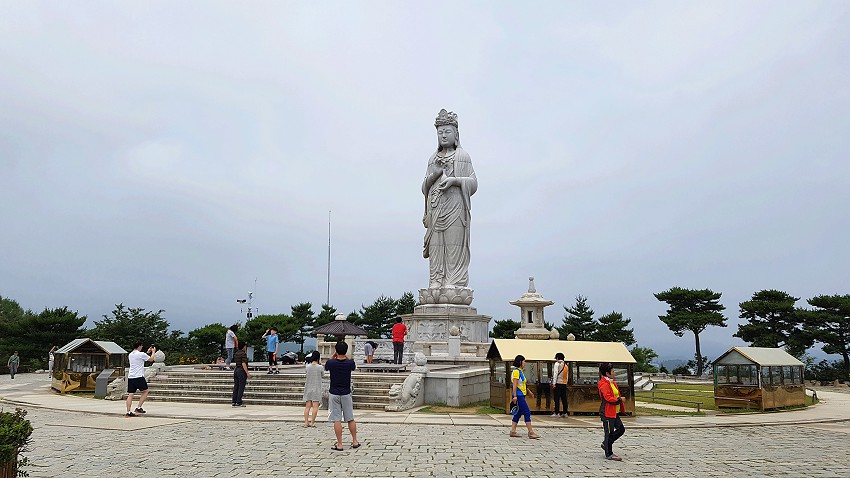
left=2, top=1, right=849, bottom=362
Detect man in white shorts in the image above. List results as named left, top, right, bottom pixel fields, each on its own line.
left=324, top=341, right=360, bottom=451
left=126, top=342, right=156, bottom=417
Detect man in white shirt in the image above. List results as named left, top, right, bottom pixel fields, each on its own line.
left=126, top=342, right=156, bottom=417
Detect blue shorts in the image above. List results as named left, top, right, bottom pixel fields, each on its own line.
left=512, top=394, right=531, bottom=423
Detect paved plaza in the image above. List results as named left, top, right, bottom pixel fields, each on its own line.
left=3, top=374, right=849, bottom=477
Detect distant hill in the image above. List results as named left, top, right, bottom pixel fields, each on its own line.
left=658, top=359, right=688, bottom=371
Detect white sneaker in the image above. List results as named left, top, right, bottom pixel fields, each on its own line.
left=551, top=413, right=558, bottom=417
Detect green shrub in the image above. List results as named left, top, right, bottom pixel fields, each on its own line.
left=807, top=360, right=849, bottom=384
left=0, top=408, right=33, bottom=477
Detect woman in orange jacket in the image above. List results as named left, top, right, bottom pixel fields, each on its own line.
left=598, top=362, right=625, bottom=460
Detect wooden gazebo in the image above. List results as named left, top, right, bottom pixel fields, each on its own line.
left=486, top=339, right=636, bottom=415
left=713, top=346, right=806, bottom=410
left=51, top=338, right=128, bottom=393
left=314, top=314, right=368, bottom=360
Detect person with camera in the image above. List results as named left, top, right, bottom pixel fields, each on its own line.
left=125, top=343, right=156, bottom=417
left=231, top=341, right=251, bottom=407
left=325, top=341, right=360, bottom=451
left=262, top=327, right=280, bottom=374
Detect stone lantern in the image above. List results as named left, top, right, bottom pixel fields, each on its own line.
left=510, top=277, right=554, bottom=340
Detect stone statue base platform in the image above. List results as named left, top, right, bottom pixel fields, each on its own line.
left=513, top=328, right=552, bottom=340
left=419, top=287, right=474, bottom=305
left=402, top=304, right=491, bottom=358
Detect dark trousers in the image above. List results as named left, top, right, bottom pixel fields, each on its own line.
left=393, top=341, right=404, bottom=364
left=601, top=415, right=625, bottom=457
left=232, top=368, right=247, bottom=405
left=553, top=383, right=568, bottom=414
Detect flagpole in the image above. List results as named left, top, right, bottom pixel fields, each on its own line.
left=327, top=210, right=331, bottom=305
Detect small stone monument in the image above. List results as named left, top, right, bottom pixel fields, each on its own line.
left=511, top=277, right=554, bottom=340
left=447, top=325, right=461, bottom=357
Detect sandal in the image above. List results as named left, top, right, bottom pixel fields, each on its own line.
left=351, top=442, right=361, bottom=449
left=331, top=444, right=344, bottom=451
left=528, top=433, right=541, bottom=439
left=509, top=432, right=521, bottom=438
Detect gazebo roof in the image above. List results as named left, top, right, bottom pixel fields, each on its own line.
left=313, top=316, right=368, bottom=336
left=714, top=346, right=804, bottom=367
left=56, top=338, right=128, bottom=355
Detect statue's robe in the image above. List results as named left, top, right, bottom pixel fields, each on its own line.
left=422, top=147, right=477, bottom=288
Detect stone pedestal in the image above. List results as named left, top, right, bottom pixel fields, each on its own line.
left=447, top=335, right=461, bottom=357
left=402, top=304, right=490, bottom=357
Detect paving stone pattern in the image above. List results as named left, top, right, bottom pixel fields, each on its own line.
left=22, top=408, right=850, bottom=477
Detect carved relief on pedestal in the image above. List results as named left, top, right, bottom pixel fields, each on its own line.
left=418, top=320, right=448, bottom=341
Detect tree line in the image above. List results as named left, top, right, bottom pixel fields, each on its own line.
left=3, top=287, right=848, bottom=382
left=489, top=287, right=849, bottom=381
left=0, top=292, right=417, bottom=368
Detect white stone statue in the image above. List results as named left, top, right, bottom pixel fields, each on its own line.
left=420, top=109, right=478, bottom=305
left=105, top=376, right=127, bottom=400
left=386, top=353, right=428, bottom=411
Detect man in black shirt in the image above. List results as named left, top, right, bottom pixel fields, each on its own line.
left=325, top=341, right=360, bottom=450
left=231, top=341, right=251, bottom=407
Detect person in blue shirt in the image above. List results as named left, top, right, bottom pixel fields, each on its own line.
left=261, top=327, right=280, bottom=374
left=509, top=354, right=540, bottom=439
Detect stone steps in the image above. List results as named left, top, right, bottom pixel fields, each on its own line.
left=144, top=369, right=406, bottom=410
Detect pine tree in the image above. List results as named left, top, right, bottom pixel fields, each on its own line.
left=735, top=290, right=810, bottom=357
left=357, top=296, right=398, bottom=339
left=655, top=287, right=727, bottom=376
left=314, top=304, right=338, bottom=330
left=558, top=295, right=597, bottom=340
left=290, top=302, right=315, bottom=354
left=396, top=292, right=417, bottom=315
left=594, top=311, right=636, bottom=345
left=490, top=319, right=521, bottom=339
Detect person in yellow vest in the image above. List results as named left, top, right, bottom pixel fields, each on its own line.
left=551, top=352, right=568, bottom=417
left=509, top=355, right=541, bottom=439
left=598, top=362, right=626, bottom=460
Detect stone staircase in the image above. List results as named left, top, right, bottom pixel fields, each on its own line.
left=144, top=367, right=406, bottom=410
left=634, top=373, right=655, bottom=391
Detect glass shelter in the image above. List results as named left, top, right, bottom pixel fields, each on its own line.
left=486, top=339, right=636, bottom=415
left=51, top=339, right=128, bottom=393
left=713, top=346, right=805, bottom=410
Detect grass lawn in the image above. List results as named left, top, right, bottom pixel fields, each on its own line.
left=417, top=400, right=504, bottom=415
left=635, top=383, right=717, bottom=410
left=636, top=383, right=816, bottom=412
left=634, top=406, right=705, bottom=417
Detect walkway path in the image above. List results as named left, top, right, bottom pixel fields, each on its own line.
left=3, top=374, right=850, bottom=477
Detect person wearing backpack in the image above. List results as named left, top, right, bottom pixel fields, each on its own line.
left=551, top=352, right=568, bottom=417
left=508, top=354, right=541, bottom=439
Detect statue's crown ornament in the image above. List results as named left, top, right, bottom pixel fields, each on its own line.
left=434, top=109, right=458, bottom=128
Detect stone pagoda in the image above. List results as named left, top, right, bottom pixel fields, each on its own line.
left=511, top=277, right=555, bottom=340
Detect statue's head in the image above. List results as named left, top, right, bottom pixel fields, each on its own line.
left=434, top=109, right=460, bottom=151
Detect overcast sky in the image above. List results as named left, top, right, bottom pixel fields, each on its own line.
left=2, top=1, right=849, bottom=361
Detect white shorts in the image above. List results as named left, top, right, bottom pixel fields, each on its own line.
left=328, top=393, right=354, bottom=422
